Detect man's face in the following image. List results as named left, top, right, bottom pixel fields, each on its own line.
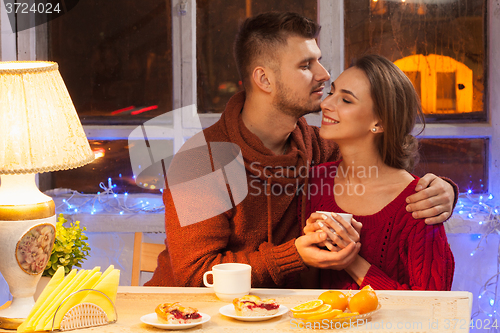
left=272, top=36, right=330, bottom=118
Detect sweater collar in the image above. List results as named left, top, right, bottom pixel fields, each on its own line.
left=221, top=91, right=312, bottom=184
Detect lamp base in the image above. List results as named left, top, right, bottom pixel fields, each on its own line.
left=0, top=297, right=34, bottom=329
left=0, top=316, right=24, bottom=330
left=0, top=174, right=57, bottom=329
left=0, top=296, right=35, bottom=318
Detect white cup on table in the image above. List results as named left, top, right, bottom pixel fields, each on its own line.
left=203, top=263, right=251, bottom=302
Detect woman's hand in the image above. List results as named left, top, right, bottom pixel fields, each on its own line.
left=303, top=212, right=335, bottom=250
left=304, top=212, right=362, bottom=251
left=320, top=213, right=362, bottom=249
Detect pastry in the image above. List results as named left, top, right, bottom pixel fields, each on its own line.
left=233, top=295, right=280, bottom=316
left=155, top=302, right=202, bottom=324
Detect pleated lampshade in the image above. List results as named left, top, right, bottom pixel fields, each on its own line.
left=0, top=61, right=94, bottom=174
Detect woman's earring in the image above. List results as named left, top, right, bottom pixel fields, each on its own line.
left=371, top=128, right=377, bottom=133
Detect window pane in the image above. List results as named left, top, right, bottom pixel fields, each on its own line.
left=52, top=140, right=163, bottom=194
left=344, top=0, right=485, bottom=122
left=196, top=0, right=317, bottom=113
left=49, top=0, right=172, bottom=124
left=414, top=138, right=488, bottom=193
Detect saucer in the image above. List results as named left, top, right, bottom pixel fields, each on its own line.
left=219, top=304, right=288, bottom=322
left=140, top=312, right=210, bottom=330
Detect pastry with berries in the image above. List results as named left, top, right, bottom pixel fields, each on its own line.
left=233, top=295, right=280, bottom=316
left=155, top=302, right=202, bottom=324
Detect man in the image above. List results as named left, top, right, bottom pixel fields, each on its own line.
left=146, top=12, right=456, bottom=288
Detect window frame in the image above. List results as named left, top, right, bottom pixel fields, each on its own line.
left=2, top=0, right=498, bottom=197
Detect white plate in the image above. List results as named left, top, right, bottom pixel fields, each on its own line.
left=140, top=312, right=210, bottom=330
left=219, top=304, right=289, bottom=322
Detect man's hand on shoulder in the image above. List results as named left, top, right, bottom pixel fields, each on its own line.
left=406, top=173, right=455, bottom=225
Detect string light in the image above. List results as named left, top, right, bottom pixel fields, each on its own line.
left=455, top=190, right=500, bottom=321
left=44, top=178, right=165, bottom=216
left=46, top=181, right=499, bottom=319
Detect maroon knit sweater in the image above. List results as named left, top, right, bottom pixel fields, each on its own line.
left=145, top=91, right=339, bottom=288
left=304, top=161, right=455, bottom=290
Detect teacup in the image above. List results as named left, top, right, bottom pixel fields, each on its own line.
left=203, top=263, right=251, bottom=302
left=316, top=211, right=352, bottom=225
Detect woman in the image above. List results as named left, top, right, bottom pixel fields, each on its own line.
left=298, top=54, right=454, bottom=290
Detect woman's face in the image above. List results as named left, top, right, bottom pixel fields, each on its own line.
left=319, top=67, right=380, bottom=142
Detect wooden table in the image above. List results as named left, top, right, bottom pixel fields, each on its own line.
left=1, top=287, right=472, bottom=332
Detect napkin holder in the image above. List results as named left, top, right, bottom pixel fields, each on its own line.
left=50, top=289, right=117, bottom=332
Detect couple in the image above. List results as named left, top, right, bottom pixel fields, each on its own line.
left=146, top=12, right=455, bottom=290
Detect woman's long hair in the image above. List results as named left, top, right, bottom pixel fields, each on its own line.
left=354, top=54, right=425, bottom=173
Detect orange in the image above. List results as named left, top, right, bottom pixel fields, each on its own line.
left=318, top=290, right=348, bottom=311
left=303, top=309, right=343, bottom=322
left=348, top=286, right=378, bottom=314
left=292, top=304, right=332, bottom=319
left=334, top=312, right=359, bottom=319
left=290, top=299, right=323, bottom=313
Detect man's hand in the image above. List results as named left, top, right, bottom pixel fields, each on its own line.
left=295, top=232, right=360, bottom=270
left=406, top=173, right=455, bottom=225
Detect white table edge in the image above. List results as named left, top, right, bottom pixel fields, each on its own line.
left=118, top=286, right=471, bottom=298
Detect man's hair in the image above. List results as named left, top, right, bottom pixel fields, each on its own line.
left=234, top=12, right=320, bottom=90
left=354, top=54, right=425, bottom=173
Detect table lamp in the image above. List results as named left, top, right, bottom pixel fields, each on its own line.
left=0, top=61, right=94, bottom=329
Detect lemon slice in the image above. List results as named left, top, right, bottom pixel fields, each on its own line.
left=335, top=312, right=359, bottom=318
left=290, top=299, right=324, bottom=313
left=293, top=304, right=332, bottom=318
left=304, top=309, right=343, bottom=321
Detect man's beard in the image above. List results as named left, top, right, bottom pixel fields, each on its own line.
left=272, top=80, right=322, bottom=118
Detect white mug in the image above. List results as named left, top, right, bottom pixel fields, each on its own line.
left=316, top=211, right=352, bottom=225
left=203, top=263, right=251, bottom=302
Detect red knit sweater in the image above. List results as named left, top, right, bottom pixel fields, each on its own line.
left=304, top=161, right=455, bottom=290
left=145, top=91, right=339, bottom=288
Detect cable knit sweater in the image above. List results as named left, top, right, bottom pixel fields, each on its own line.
left=145, top=91, right=339, bottom=288
left=304, top=161, right=455, bottom=290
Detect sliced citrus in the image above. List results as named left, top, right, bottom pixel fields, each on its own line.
left=290, top=299, right=323, bottom=313
left=305, top=309, right=343, bottom=321
left=318, top=290, right=348, bottom=311
left=292, top=304, right=332, bottom=318
left=335, top=312, right=359, bottom=318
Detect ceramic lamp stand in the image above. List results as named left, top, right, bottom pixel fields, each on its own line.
left=0, top=174, right=56, bottom=329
